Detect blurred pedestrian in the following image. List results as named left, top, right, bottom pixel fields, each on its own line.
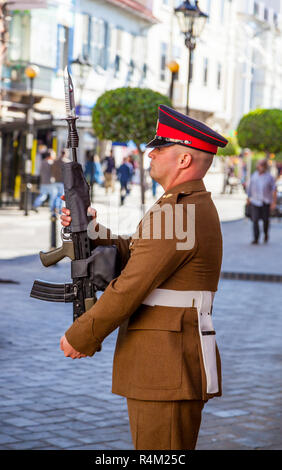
left=131, top=160, right=140, bottom=185
left=117, top=156, right=133, bottom=205
left=103, top=150, right=116, bottom=194
left=277, top=162, right=282, bottom=177
left=223, top=163, right=237, bottom=194
left=93, top=155, right=103, bottom=185
left=247, top=159, right=277, bottom=244
left=32, top=150, right=57, bottom=212
left=84, top=151, right=95, bottom=189
left=85, top=153, right=104, bottom=201
left=240, top=160, right=247, bottom=193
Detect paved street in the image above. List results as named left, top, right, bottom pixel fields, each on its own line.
left=0, top=172, right=246, bottom=259
left=0, top=180, right=281, bottom=450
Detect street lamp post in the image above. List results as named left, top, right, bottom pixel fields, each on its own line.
left=167, top=60, right=180, bottom=102
left=174, top=0, right=208, bottom=115
left=24, top=64, right=39, bottom=215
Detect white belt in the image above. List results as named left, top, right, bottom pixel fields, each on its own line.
left=142, top=288, right=219, bottom=395
left=142, top=288, right=214, bottom=311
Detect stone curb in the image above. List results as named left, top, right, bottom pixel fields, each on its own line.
left=221, top=271, right=282, bottom=283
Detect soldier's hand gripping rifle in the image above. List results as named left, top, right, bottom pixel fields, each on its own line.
left=30, top=67, right=119, bottom=321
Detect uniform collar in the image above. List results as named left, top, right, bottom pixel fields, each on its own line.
left=163, top=179, right=206, bottom=196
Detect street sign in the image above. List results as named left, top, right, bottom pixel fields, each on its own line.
left=75, top=105, right=92, bottom=117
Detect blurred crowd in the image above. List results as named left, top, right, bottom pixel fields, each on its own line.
left=220, top=151, right=281, bottom=245
left=31, top=148, right=69, bottom=215
left=32, top=147, right=159, bottom=212
left=84, top=149, right=159, bottom=205
left=221, top=150, right=282, bottom=196
left=32, top=147, right=281, bottom=245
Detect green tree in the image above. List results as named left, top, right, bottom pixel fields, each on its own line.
left=92, top=87, right=171, bottom=206
left=217, top=137, right=240, bottom=157
left=237, top=108, right=282, bottom=155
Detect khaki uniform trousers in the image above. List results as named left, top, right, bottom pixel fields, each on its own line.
left=127, top=398, right=205, bottom=450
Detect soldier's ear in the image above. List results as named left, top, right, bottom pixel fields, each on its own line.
left=179, top=152, right=192, bottom=169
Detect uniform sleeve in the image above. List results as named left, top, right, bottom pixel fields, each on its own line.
left=88, top=221, right=131, bottom=270
left=65, top=204, right=198, bottom=356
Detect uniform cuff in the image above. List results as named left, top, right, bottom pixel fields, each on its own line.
left=65, top=311, right=102, bottom=357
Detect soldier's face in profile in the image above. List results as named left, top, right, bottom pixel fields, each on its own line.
left=148, top=145, right=179, bottom=187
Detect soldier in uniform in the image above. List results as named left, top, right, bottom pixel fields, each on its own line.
left=60, top=105, right=228, bottom=450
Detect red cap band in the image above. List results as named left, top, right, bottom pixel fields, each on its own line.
left=157, top=123, right=218, bottom=153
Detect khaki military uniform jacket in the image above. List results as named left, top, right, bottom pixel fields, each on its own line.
left=65, top=179, right=223, bottom=402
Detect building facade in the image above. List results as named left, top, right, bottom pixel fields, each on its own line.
left=147, top=0, right=282, bottom=131
left=0, top=0, right=281, bottom=204
left=0, top=0, right=157, bottom=203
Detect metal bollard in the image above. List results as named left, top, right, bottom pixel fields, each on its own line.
left=50, top=212, right=57, bottom=250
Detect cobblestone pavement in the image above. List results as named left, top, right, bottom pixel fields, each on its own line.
left=0, top=201, right=281, bottom=450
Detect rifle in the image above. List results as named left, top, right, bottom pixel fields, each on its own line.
left=30, top=67, right=119, bottom=321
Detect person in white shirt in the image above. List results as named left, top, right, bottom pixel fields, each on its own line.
left=247, top=159, right=277, bottom=244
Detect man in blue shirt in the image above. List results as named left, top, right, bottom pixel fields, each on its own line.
left=117, top=157, right=133, bottom=205
left=103, top=150, right=116, bottom=194
left=247, top=159, right=277, bottom=244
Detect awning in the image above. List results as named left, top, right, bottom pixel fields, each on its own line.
left=104, top=0, right=158, bottom=24
left=34, top=97, right=65, bottom=118
left=5, top=1, right=49, bottom=10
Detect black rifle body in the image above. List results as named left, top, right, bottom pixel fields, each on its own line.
left=30, top=68, right=118, bottom=321
left=63, top=160, right=95, bottom=320
left=30, top=160, right=118, bottom=321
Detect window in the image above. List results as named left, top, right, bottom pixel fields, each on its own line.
left=217, top=63, right=222, bottom=89
left=264, top=8, right=268, bottom=21
left=142, top=63, right=147, bottom=80
left=9, top=11, right=30, bottom=62
left=128, top=33, right=137, bottom=81
left=203, top=57, right=208, bottom=86
left=90, top=17, right=110, bottom=70
left=114, top=55, right=120, bottom=75
left=57, top=25, right=69, bottom=71
left=206, top=0, right=211, bottom=23
left=160, top=42, right=167, bottom=81
left=273, top=12, right=278, bottom=26
left=81, top=14, right=91, bottom=60
left=127, top=58, right=135, bottom=82
left=114, top=27, right=123, bottom=76
left=220, top=0, right=225, bottom=23
left=254, top=2, right=259, bottom=16
left=172, top=45, right=180, bottom=60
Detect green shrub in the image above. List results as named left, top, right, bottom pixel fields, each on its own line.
left=237, top=108, right=282, bottom=154
left=217, top=137, right=240, bottom=156
left=92, top=87, right=171, bottom=205
left=92, top=87, right=172, bottom=147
